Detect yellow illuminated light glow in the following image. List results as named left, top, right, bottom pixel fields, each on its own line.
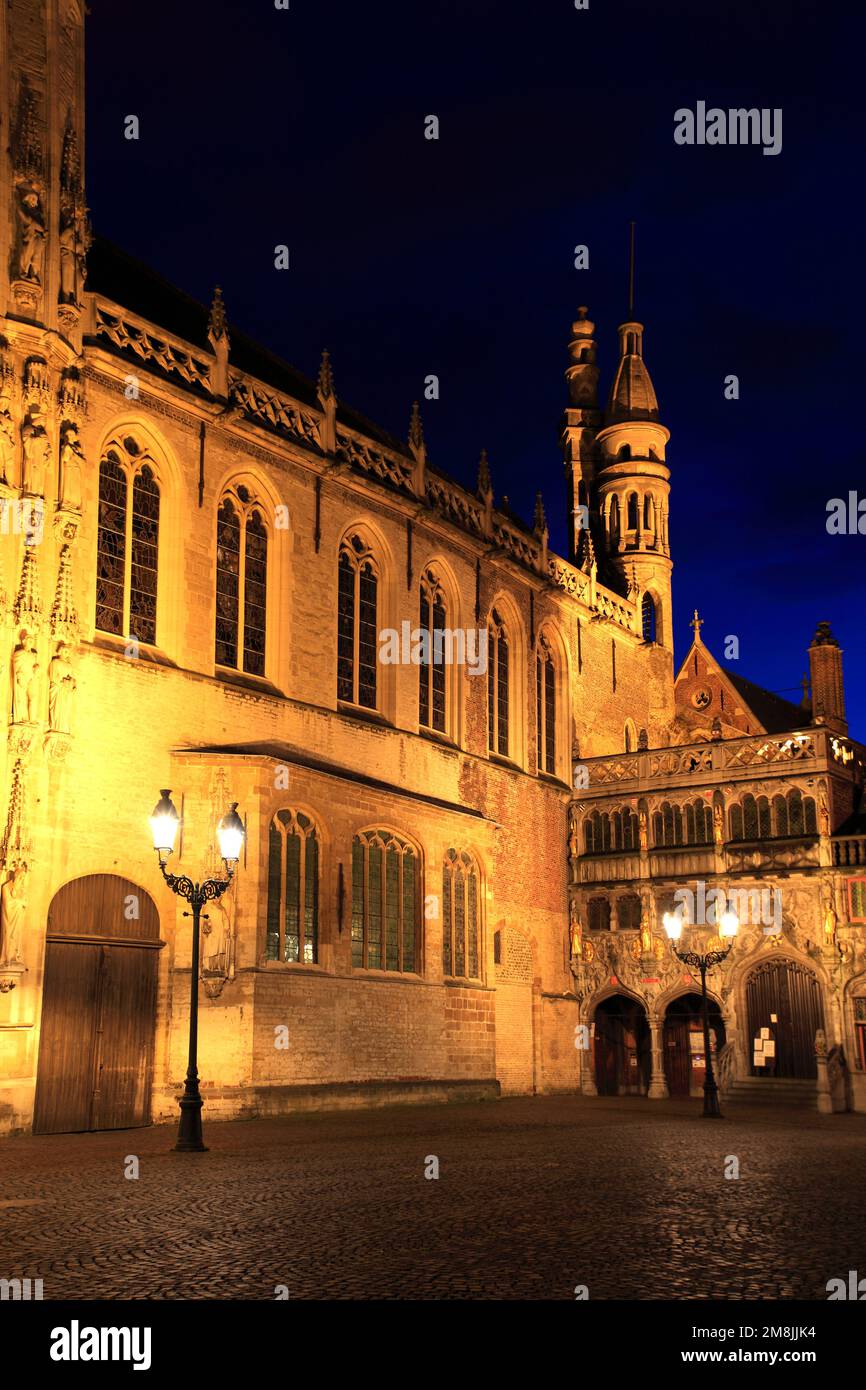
left=217, top=803, right=245, bottom=866
left=662, top=910, right=683, bottom=942
left=149, top=789, right=180, bottom=858
left=719, top=909, right=740, bottom=938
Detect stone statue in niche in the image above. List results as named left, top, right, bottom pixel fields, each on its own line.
left=21, top=408, right=51, bottom=496
left=15, top=184, right=46, bottom=283
left=11, top=631, right=39, bottom=724
left=59, top=205, right=89, bottom=306
left=0, top=405, right=16, bottom=487
left=203, top=898, right=232, bottom=976
left=59, top=421, right=84, bottom=510
left=713, top=802, right=724, bottom=846
left=639, top=810, right=648, bottom=852
left=0, top=863, right=28, bottom=965
left=48, top=643, right=76, bottom=733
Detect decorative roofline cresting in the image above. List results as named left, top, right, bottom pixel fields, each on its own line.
left=89, top=293, right=642, bottom=630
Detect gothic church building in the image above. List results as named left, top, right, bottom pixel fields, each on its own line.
left=1, top=1, right=864, bottom=1136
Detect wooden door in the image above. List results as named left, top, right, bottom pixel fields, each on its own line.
left=33, top=875, right=161, bottom=1134
left=746, top=959, right=824, bottom=1079
left=664, top=1017, right=691, bottom=1096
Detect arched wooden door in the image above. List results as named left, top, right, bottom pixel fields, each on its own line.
left=594, top=995, right=650, bottom=1096
left=746, top=958, right=824, bottom=1080
left=33, top=875, right=162, bottom=1134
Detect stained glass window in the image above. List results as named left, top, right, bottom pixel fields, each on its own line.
left=215, top=495, right=268, bottom=675
left=536, top=637, right=557, bottom=774
left=95, top=442, right=161, bottom=644
left=351, top=829, right=419, bottom=972
left=443, top=850, right=479, bottom=978
left=337, top=536, right=378, bottom=709
left=95, top=456, right=127, bottom=636
left=419, top=571, right=447, bottom=733
left=265, top=810, right=318, bottom=963
left=488, top=609, right=509, bottom=757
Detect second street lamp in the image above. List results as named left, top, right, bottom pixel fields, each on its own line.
left=662, top=904, right=739, bottom=1120
left=149, top=790, right=245, bottom=1152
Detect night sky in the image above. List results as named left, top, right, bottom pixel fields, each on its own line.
left=84, top=1, right=864, bottom=734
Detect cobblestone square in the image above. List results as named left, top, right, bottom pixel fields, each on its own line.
left=2, top=1095, right=865, bottom=1301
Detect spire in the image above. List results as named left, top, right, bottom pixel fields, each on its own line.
left=208, top=287, right=230, bottom=399
left=628, top=220, right=636, bottom=317
left=317, top=349, right=337, bottom=456
left=408, top=401, right=424, bottom=454
left=407, top=401, right=426, bottom=492
left=533, top=490, right=548, bottom=538
left=317, top=348, right=335, bottom=405
left=476, top=448, right=493, bottom=503
left=690, top=609, right=704, bottom=642
left=605, top=318, right=660, bottom=424
left=208, top=286, right=228, bottom=343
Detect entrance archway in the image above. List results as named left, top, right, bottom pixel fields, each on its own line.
left=593, top=994, right=650, bottom=1096
left=33, top=875, right=162, bottom=1134
left=664, top=993, right=725, bottom=1097
left=745, top=957, right=824, bottom=1080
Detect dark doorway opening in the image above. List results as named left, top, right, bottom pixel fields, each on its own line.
left=664, top=992, right=725, bottom=1096
left=594, top=994, right=650, bottom=1096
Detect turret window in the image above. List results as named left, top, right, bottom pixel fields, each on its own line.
left=641, top=593, right=657, bottom=643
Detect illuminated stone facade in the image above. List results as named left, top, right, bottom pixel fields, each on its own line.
left=0, top=3, right=863, bottom=1135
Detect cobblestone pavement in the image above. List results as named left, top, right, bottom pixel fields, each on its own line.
left=1, top=1095, right=865, bottom=1300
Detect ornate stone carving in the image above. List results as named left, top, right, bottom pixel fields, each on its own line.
left=1, top=760, right=31, bottom=868
left=14, top=545, right=42, bottom=628
left=50, top=544, right=78, bottom=640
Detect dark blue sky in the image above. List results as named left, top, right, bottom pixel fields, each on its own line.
left=85, top=0, right=864, bottom=734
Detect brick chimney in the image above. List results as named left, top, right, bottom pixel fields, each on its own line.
left=808, top=622, right=847, bottom=734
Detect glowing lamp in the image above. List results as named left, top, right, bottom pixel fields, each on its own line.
left=150, top=789, right=180, bottom=862
left=719, top=908, right=740, bottom=939
left=663, top=911, right=683, bottom=942
left=217, top=802, right=245, bottom=868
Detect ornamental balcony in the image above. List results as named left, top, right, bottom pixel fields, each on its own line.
left=572, top=727, right=863, bottom=801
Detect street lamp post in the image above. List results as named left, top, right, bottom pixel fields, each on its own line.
left=662, top=906, right=739, bottom=1119
left=149, top=789, right=245, bottom=1152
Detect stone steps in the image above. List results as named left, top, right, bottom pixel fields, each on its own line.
left=726, top=1076, right=817, bottom=1108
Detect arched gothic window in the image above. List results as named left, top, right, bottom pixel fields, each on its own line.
left=338, top=534, right=378, bottom=709
left=627, top=492, right=639, bottom=530
left=442, top=849, right=480, bottom=978
left=215, top=487, right=268, bottom=675
left=730, top=803, right=744, bottom=841
left=351, top=829, right=419, bottom=972
left=609, top=495, right=620, bottom=544
left=95, top=438, right=161, bottom=644
left=488, top=608, right=510, bottom=757
left=773, top=794, right=789, bottom=838
left=742, top=794, right=759, bottom=839
left=788, top=789, right=805, bottom=837
left=641, top=593, right=657, bottom=643
left=536, top=634, right=556, bottom=774
left=419, top=569, right=447, bottom=733
left=266, top=810, right=319, bottom=963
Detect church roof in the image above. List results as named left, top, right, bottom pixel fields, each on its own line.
left=86, top=235, right=407, bottom=455
left=722, top=669, right=808, bottom=735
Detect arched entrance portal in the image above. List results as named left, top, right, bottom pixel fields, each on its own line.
left=594, top=995, right=650, bottom=1096
left=664, top=993, right=725, bottom=1097
left=33, top=875, right=162, bottom=1134
left=746, top=958, right=824, bottom=1080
